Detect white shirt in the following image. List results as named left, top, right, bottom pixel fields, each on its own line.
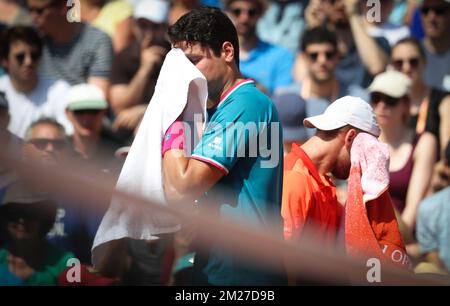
left=0, top=75, right=73, bottom=138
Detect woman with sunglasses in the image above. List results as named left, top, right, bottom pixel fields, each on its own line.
left=391, top=37, right=430, bottom=134
left=368, top=71, right=438, bottom=246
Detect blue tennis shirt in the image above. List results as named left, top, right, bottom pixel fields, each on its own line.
left=191, top=79, right=285, bottom=285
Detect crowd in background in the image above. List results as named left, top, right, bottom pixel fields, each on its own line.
left=0, top=0, right=449, bottom=285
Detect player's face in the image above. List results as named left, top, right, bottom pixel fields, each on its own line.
left=174, top=41, right=230, bottom=101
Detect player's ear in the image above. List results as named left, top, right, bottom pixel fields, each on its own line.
left=344, top=128, right=358, bottom=150
left=222, top=41, right=235, bottom=63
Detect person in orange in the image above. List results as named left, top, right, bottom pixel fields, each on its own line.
left=282, top=96, right=381, bottom=247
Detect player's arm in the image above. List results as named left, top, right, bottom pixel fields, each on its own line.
left=163, top=150, right=224, bottom=202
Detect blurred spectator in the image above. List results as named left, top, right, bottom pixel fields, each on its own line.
left=0, top=181, right=74, bottom=285
left=257, top=0, right=308, bottom=54
left=272, top=89, right=307, bottom=154
left=110, top=0, right=170, bottom=130
left=224, top=0, right=295, bottom=95
left=369, top=70, right=437, bottom=238
left=0, top=25, right=72, bottom=138
left=65, top=84, right=123, bottom=174
left=361, top=0, right=410, bottom=46
left=390, top=37, right=429, bottom=134
left=79, top=0, right=134, bottom=52
left=425, top=89, right=450, bottom=156
left=274, top=27, right=367, bottom=142
left=21, top=117, right=68, bottom=167
left=0, top=0, right=32, bottom=25
left=420, top=0, right=450, bottom=92
left=27, top=0, right=113, bottom=97
left=302, top=0, right=389, bottom=88
left=169, top=0, right=200, bottom=26
left=20, top=117, right=103, bottom=264
left=416, top=140, right=450, bottom=274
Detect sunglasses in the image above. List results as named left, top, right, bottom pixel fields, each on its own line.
left=421, top=6, right=449, bottom=16
left=370, top=93, right=401, bottom=107
left=307, top=51, right=337, bottom=62
left=392, top=57, right=420, bottom=70
left=27, top=138, right=67, bottom=151
left=14, top=51, right=41, bottom=65
left=73, top=109, right=103, bottom=116
left=230, top=8, right=259, bottom=18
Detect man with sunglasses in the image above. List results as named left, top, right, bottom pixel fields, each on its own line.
left=19, top=118, right=92, bottom=264
left=22, top=117, right=68, bottom=167
left=273, top=27, right=367, bottom=147
left=21, top=115, right=114, bottom=264
left=224, top=0, right=294, bottom=95
left=420, top=0, right=450, bottom=92
left=0, top=25, right=72, bottom=139
left=304, top=0, right=389, bottom=88
left=65, top=84, right=123, bottom=175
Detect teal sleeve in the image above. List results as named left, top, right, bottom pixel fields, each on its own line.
left=192, top=104, right=262, bottom=173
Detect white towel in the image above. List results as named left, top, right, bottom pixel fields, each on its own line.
left=92, top=48, right=208, bottom=267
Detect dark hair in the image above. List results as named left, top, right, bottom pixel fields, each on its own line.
left=301, top=26, right=338, bottom=53
left=392, top=37, right=426, bottom=60
left=168, top=6, right=240, bottom=66
left=0, top=25, right=43, bottom=62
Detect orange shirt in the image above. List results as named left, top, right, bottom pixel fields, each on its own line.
left=282, top=144, right=342, bottom=244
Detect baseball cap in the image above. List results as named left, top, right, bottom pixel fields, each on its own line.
left=272, top=93, right=307, bottom=142
left=303, top=96, right=381, bottom=137
left=66, top=84, right=108, bottom=111
left=368, top=70, right=412, bottom=98
left=133, top=0, right=170, bottom=24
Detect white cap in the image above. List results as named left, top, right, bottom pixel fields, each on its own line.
left=303, top=96, right=381, bottom=137
left=368, top=70, right=411, bottom=98
left=133, top=0, right=170, bottom=24
left=66, top=84, right=108, bottom=111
